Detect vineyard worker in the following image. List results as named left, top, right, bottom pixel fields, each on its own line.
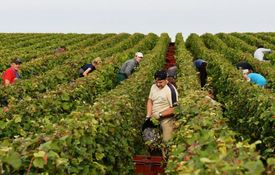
left=236, top=61, right=254, bottom=71
left=1, top=58, right=22, bottom=112
left=253, top=45, right=272, bottom=61
left=2, top=58, right=22, bottom=86
left=166, top=64, right=177, bottom=87
left=116, top=52, right=143, bottom=83
left=146, top=70, right=178, bottom=142
left=242, top=69, right=267, bottom=87
left=193, top=59, right=207, bottom=87
left=167, top=65, right=177, bottom=78
left=79, top=57, right=102, bottom=77
left=54, top=46, right=66, bottom=54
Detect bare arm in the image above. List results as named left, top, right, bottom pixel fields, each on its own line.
left=4, top=79, right=11, bottom=86
left=262, top=48, right=272, bottom=53
left=83, top=68, right=92, bottom=77
left=146, top=98, right=153, bottom=117
left=159, top=107, right=174, bottom=118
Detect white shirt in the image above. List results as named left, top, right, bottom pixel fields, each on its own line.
left=148, top=84, right=178, bottom=114
left=253, top=48, right=271, bottom=61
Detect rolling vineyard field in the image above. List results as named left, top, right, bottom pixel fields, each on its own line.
left=0, top=32, right=274, bottom=174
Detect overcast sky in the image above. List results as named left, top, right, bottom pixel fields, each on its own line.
left=0, top=0, right=274, bottom=39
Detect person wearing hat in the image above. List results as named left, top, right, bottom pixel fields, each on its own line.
left=116, top=52, right=143, bottom=83
left=193, top=59, right=207, bottom=87
left=242, top=69, right=267, bottom=87
left=2, top=58, right=22, bottom=86
left=146, top=70, right=178, bottom=142
left=79, top=57, right=102, bottom=77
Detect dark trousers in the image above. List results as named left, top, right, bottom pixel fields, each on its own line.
left=116, top=73, right=127, bottom=84
left=79, top=68, right=85, bottom=77
left=200, top=72, right=207, bottom=87
left=0, top=96, right=8, bottom=107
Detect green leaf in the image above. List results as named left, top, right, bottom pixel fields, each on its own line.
left=61, top=93, right=70, bottom=101
left=151, top=117, right=159, bottom=125
left=13, top=115, right=22, bottom=123
left=3, top=151, right=22, bottom=169
left=33, top=157, right=45, bottom=168
left=34, top=151, right=46, bottom=158
left=200, top=157, right=215, bottom=163
left=56, top=158, right=68, bottom=167
left=62, top=102, right=72, bottom=111
left=47, top=150, right=59, bottom=159
left=0, top=146, right=12, bottom=153
left=267, top=158, right=275, bottom=166
left=244, top=160, right=264, bottom=175
left=95, top=152, right=105, bottom=161
left=0, top=120, right=7, bottom=129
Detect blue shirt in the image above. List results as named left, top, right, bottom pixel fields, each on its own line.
left=193, top=59, right=207, bottom=70
left=81, top=64, right=96, bottom=72
left=79, top=64, right=96, bottom=77
left=247, top=73, right=267, bottom=87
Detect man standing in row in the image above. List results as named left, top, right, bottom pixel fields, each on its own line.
left=146, top=70, right=178, bottom=142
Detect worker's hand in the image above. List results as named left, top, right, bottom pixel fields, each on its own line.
left=151, top=113, right=160, bottom=120
left=3, top=106, right=9, bottom=113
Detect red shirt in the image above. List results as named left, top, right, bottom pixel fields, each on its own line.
left=2, top=67, right=17, bottom=85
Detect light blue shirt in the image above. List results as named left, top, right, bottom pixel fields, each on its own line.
left=247, top=73, right=267, bottom=87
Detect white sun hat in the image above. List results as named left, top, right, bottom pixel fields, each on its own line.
left=135, top=52, right=143, bottom=58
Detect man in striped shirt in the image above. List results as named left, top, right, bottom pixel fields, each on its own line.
left=146, top=70, right=178, bottom=142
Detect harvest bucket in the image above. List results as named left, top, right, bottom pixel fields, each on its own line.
left=133, top=155, right=165, bottom=175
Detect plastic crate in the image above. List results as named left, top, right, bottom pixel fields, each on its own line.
left=133, top=155, right=165, bottom=175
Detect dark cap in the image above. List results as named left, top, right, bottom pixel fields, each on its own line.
left=12, top=58, right=22, bottom=64
left=154, top=70, right=167, bottom=80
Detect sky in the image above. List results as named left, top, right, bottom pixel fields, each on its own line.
left=0, top=0, right=274, bottom=40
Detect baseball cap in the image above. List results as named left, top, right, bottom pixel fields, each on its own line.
left=135, top=52, right=143, bottom=58
left=154, top=70, right=167, bottom=80
left=12, top=58, right=22, bottom=64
